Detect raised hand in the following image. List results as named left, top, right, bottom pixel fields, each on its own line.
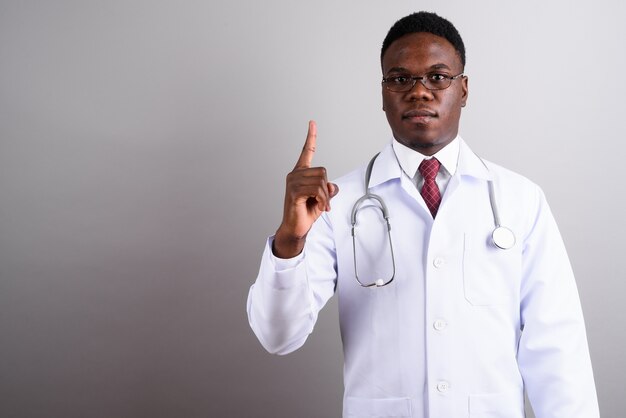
left=273, top=121, right=339, bottom=259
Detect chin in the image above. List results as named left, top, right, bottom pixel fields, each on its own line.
left=399, top=135, right=438, bottom=149
left=396, top=133, right=451, bottom=155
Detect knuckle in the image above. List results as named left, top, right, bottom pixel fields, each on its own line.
left=287, top=169, right=302, bottom=178
left=310, top=167, right=326, bottom=176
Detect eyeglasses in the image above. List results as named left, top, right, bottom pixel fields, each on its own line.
left=382, top=72, right=464, bottom=92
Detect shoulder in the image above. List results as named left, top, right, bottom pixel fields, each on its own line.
left=334, top=164, right=367, bottom=187
left=478, top=158, right=555, bottom=242
left=481, top=158, right=547, bottom=211
left=321, top=149, right=394, bottom=225
left=482, top=159, right=542, bottom=193
left=329, top=161, right=369, bottom=210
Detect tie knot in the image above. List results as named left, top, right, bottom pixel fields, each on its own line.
left=419, top=158, right=440, bottom=180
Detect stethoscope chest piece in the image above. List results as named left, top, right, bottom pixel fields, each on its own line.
left=492, top=226, right=515, bottom=250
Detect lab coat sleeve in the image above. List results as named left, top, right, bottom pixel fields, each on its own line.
left=517, top=186, right=599, bottom=417
left=247, top=213, right=337, bottom=355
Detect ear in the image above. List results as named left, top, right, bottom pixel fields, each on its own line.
left=460, top=75, right=468, bottom=107
left=382, top=86, right=387, bottom=111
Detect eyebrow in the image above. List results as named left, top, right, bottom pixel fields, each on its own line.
left=430, top=63, right=452, bottom=70
left=385, top=63, right=453, bottom=75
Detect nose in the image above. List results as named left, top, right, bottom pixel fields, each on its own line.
left=406, top=79, right=434, bottom=101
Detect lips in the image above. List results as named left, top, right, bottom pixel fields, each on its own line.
left=402, top=108, right=437, bottom=119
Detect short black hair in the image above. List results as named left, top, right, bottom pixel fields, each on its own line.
left=381, top=12, right=466, bottom=68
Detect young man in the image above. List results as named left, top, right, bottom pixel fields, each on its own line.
left=247, top=11, right=599, bottom=418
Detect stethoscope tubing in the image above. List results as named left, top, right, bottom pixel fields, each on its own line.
left=351, top=151, right=515, bottom=287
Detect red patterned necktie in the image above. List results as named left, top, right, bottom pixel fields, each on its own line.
left=419, top=158, right=441, bottom=217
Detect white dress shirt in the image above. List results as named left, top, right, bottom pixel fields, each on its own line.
left=392, top=136, right=459, bottom=196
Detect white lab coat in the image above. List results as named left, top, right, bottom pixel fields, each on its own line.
left=247, top=139, right=599, bottom=418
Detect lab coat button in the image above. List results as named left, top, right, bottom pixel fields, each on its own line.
left=436, top=381, right=450, bottom=392
left=433, top=319, right=447, bottom=331
left=433, top=257, right=445, bottom=268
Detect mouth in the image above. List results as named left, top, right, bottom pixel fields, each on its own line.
left=402, top=108, right=437, bottom=124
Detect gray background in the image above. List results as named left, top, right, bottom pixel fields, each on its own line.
left=1, top=1, right=624, bottom=417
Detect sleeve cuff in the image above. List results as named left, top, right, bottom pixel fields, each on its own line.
left=268, top=235, right=305, bottom=271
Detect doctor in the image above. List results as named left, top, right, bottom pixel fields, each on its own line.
left=247, top=11, right=599, bottom=418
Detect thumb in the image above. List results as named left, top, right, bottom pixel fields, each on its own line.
left=328, top=182, right=339, bottom=198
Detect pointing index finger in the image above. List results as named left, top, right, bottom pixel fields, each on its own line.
left=295, top=120, right=317, bottom=169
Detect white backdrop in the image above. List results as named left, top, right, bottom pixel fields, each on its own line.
left=1, top=1, right=624, bottom=417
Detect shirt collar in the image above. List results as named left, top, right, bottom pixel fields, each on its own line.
left=367, top=136, right=490, bottom=189
left=392, top=136, right=460, bottom=179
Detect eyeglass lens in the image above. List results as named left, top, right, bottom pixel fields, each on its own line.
left=384, top=74, right=457, bottom=92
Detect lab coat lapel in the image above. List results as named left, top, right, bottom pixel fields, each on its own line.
left=367, top=140, right=492, bottom=219
left=368, top=143, right=432, bottom=216
left=456, top=139, right=491, bottom=181
left=366, top=143, right=402, bottom=189
left=437, top=139, right=491, bottom=219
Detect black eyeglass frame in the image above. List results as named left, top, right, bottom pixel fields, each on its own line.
left=382, top=72, right=465, bottom=92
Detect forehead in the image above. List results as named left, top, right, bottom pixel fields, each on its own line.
left=382, top=32, right=462, bottom=73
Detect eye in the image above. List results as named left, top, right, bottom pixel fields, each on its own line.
left=389, top=75, right=411, bottom=85
left=428, top=73, right=449, bottom=82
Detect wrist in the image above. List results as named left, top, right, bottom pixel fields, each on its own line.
left=273, top=228, right=306, bottom=259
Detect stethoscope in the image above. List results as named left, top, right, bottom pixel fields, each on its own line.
left=351, top=152, right=516, bottom=288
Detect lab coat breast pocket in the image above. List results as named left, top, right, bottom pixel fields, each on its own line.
left=344, top=397, right=412, bottom=417
left=462, top=233, right=521, bottom=306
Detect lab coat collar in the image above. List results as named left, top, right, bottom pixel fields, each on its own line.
left=392, top=137, right=460, bottom=180
left=367, top=137, right=491, bottom=189
left=366, top=143, right=402, bottom=189
left=456, top=138, right=492, bottom=181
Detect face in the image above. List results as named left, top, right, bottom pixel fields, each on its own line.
left=382, top=32, right=468, bottom=155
